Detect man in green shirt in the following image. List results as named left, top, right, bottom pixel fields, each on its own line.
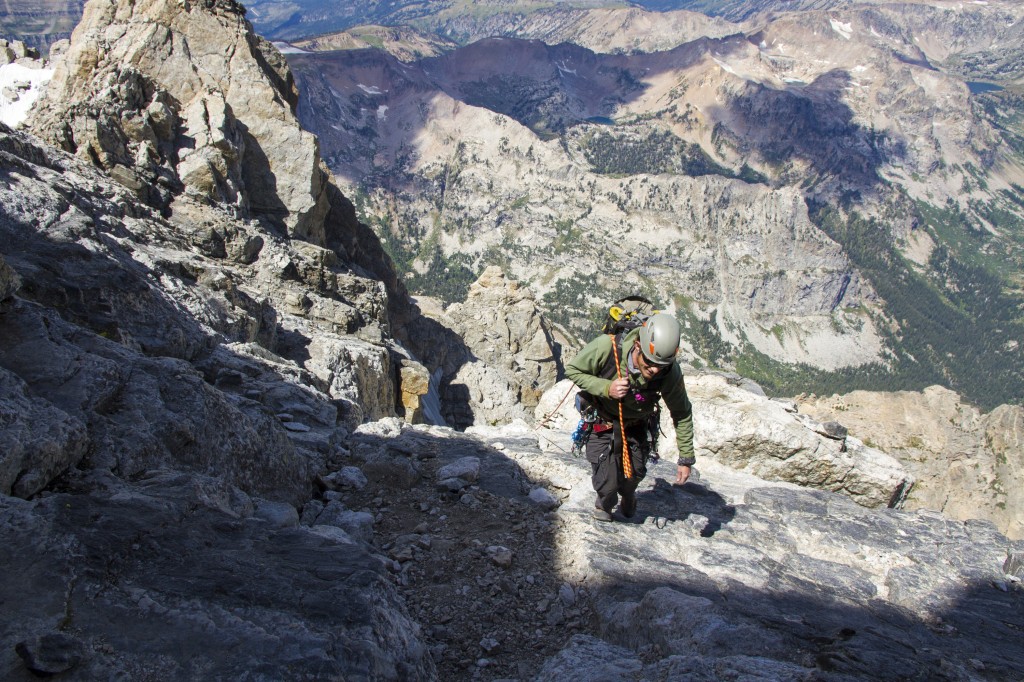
left=565, top=313, right=695, bottom=521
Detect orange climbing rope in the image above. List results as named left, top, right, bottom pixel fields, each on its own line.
left=609, top=335, right=633, bottom=480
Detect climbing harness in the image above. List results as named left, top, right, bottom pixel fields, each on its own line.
left=570, top=396, right=602, bottom=457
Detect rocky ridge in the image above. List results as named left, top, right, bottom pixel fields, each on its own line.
left=0, top=0, right=442, bottom=675
left=3, top=0, right=1024, bottom=680
left=799, top=386, right=1024, bottom=540
left=404, top=5, right=741, bottom=56
left=28, top=0, right=330, bottom=242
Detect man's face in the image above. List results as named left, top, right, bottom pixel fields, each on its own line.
left=633, top=342, right=667, bottom=380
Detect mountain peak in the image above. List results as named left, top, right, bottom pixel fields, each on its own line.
left=28, top=0, right=329, bottom=242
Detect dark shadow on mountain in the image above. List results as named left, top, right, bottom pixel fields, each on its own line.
left=895, top=51, right=937, bottom=70
left=319, top=184, right=512, bottom=429
left=289, top=34, right=901, bottom=206
left=398, top=309, right=484, bottom=429
left=415, top=35, right=749, bottom=137
left=0, top=172, right=218, bottom=363
left=234, top=119, right=291, bottom=230
left=710, top=69, right=900, bottom=190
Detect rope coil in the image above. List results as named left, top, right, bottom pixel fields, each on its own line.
left=609, top=335, right=633, bottom=479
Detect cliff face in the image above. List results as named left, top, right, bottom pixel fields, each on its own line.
left=0, top=0, right=448, bottom=677
left=290, top=41, right=885, bottom=371
left=28, top=0, right=328, bottom=240
left=800, top=386, right=1024, bottom=540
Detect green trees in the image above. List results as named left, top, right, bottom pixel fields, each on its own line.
left=580, top=128, right=761, bottom=182
left=806, top=201, right=1024, bottom=410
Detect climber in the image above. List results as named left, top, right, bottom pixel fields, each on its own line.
left=565, top=312, right=695, bottom=522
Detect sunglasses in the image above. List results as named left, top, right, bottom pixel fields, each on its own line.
left=634, top=344, right=669, bottom=373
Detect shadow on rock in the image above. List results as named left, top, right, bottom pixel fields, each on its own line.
left=550, top=474, right=1024, bottom=682
left=629, top=475, right=736, bottom=537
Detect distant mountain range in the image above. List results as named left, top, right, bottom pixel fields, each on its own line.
left=0, top=0, right=84, bottom=53
left=2, top=0, right=1022, bottom=411
left=282, top=0, right=1024, bottom=409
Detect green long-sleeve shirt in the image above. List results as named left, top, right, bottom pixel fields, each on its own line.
left=565, top=328, right=695, bottom=461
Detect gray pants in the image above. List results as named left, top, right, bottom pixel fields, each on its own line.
left=586, top=424, right=649, bottom=512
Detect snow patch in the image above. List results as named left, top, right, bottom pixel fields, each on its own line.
left=0, top=62, right=53, bottom=128
left=829, top=19, right=853, bottom=40
left=272, top=41, right=309, bottom=54
left=377, top=105, right=388, bottom=121
left=358, top=84, right=384, bottom=95
left=712, top=57, right=737, bottom=76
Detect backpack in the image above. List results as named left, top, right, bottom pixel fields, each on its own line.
left=600, top=295, right=658, bottom=335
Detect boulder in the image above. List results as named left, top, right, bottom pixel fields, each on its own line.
left=398, top=359, right=432, bottom=424
left=414, top=267, right=561, bottom=427
left=535, top=373, right=913, bottom=509
left=691, top=373, right=912, bottom=508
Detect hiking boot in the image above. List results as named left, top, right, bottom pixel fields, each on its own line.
left=619, top=494, right=637, bottom=518
left=592, top=507, right=614, bottom=522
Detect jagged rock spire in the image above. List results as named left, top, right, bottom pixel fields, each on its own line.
left=28, top=0, right=329, bottom=243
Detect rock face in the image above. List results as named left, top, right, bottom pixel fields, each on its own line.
left=0, top=253, right=20, bottom=299
left=478, top=421, right=1024, bottom=681
left=28, top=0, right=329, bottom=242
left=799, top=386, right=1024, bottom=539
left=0, top=125, right=438, bottom=674
left=413, top=267, right=562, bottom=428
left=0, top=0, right=441, bottom=675
left=538, top=373, right=913, bottom=509
left=0, top=471, right=434, bottom=680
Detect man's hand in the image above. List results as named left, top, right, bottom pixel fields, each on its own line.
left=608, top=377, right=629, bottom=400
left=674, top=464, right=691, bottom=486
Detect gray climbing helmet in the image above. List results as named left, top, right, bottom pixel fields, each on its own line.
left=638, top=313, right=681, bottom=366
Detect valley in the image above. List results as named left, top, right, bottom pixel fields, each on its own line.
left=280, top=1, right=1024, bottom=409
